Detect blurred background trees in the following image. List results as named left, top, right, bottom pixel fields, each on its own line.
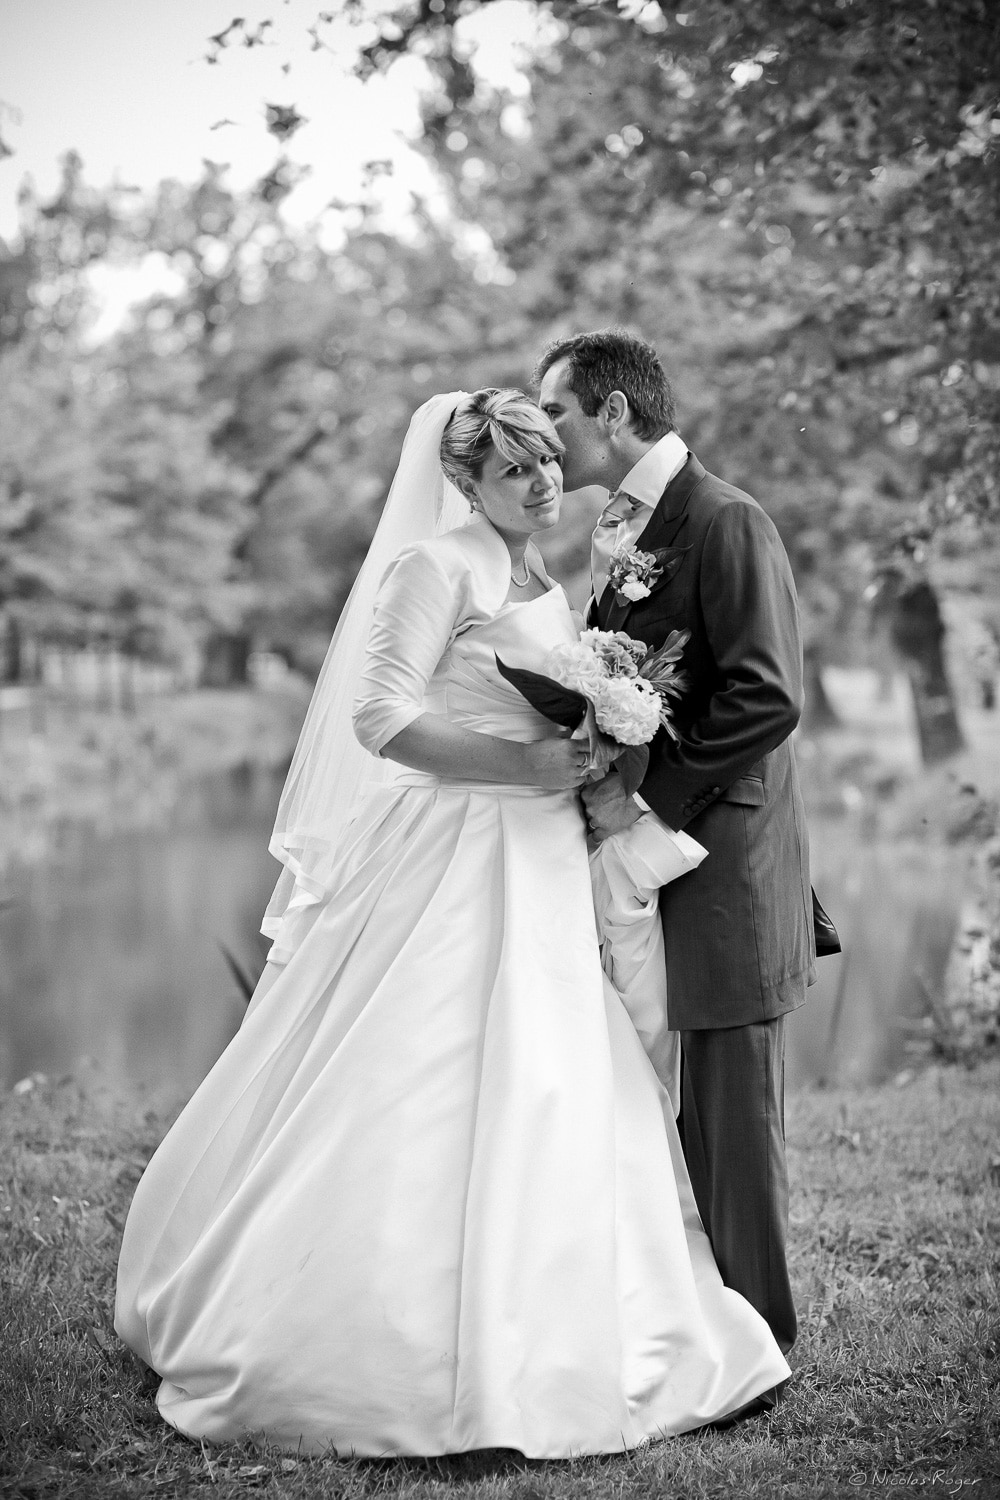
left=350, top=0, right=1000, bottom=759
left=2, top=0, right=997, bottom=759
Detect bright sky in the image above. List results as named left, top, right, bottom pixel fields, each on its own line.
left=0, top=0, right=540, bottom=243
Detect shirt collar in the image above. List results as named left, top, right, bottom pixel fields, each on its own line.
left=615, top=431, right=688, bottom=512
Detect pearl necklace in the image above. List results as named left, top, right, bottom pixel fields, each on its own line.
left=510, top=557, right=531, bottom=588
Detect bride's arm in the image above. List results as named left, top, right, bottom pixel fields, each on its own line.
left=381, top=715, right=584, bottom=789
left=353, top=543, right=585, bottom=791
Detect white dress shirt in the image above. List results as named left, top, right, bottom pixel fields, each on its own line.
left=590, top=432, right=688, bottom=601
left=609, top=429, right=689, bottom=545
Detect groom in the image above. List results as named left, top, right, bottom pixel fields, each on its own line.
left=536, top=329, right=814, bottom=1366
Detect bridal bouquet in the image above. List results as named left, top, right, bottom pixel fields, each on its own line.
left=497, top=628, right=707, bottom=1112
left=497, top=626, right=689, bottom=793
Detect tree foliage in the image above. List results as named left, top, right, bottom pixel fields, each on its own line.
left=344, top=0, right=1000, bottom=741
left=0, top=160, right=526, bottom=676
left=2, top=1, right=997, bottom=725
left=352, top=0, right=999, bottom=546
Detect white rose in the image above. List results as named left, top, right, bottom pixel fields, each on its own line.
left=579, top=628, right=610, bottom=649
left=545, top=641, right=607, bottom=698
left=593, top=677, right=662, bottom=745
left=619, top=577, right=651, bottom=602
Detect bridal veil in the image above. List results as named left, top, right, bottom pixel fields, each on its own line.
left=262, top=391, right=470, bottom=964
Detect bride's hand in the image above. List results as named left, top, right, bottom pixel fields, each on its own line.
left=522, top=737, right=592, bottom=790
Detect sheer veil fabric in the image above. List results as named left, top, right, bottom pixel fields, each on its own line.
left=262, top=392, right=470, bottom=965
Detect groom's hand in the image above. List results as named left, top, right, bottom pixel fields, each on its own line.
left=581, top=771, right=643, bottom=843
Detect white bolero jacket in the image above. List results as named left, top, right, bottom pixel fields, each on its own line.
left=352, top=513, right=544, bottom=757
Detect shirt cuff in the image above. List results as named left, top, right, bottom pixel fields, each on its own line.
left=632, top=792, right=652, bottom=814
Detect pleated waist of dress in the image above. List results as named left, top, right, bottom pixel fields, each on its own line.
left=387, top=769, right=577, bottom=801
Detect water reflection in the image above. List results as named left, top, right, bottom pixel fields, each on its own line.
left=786, top=825, right=963, bottom=1087
left=0, top=779, right=968, bottom=1096
left=0, top=769, right=278, bottom=1095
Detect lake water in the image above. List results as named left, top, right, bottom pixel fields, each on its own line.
left=0, top=768, right=279, bottom=1098
left=0, top=770, right=967, bottom=1097
left=798, top=830, right=963, bottom=1085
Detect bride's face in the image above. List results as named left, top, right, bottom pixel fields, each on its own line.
left=470, top=448, right=563, bottom=544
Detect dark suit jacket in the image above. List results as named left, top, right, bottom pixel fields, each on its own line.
left=591, top=453, right=816, bottom=1028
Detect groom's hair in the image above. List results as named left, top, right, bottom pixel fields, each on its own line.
left=533, top=329, right=676, bottom=442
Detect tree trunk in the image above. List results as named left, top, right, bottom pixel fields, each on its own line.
left=888, top=578, right=965, bottom=765
left=1, top=614, right=22, bottom=683
left=802, top=644, right=839, bottom=731
left=200, top=631, right=252, bottom=687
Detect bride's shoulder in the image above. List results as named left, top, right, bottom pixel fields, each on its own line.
left=389, top=517, right=510, bottom=611
left=425, top=515, right=505, bottom=570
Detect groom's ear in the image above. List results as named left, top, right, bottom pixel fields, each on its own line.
left=602, top=390, right=630, bottom=437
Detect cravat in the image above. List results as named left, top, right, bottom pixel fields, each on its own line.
left=591, top=491, right=646, bottom=603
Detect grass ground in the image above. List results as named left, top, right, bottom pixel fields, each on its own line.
left=2, top=1061, right=998, bottom=1500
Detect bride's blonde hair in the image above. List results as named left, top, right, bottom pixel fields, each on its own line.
left=440, top=388, right=563, bottom=492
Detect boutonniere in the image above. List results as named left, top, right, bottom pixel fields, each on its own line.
left=607, top=545, right=685, bottom=605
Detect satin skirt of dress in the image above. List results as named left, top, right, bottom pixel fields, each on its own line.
left=115, top=776, right=789, bottom=1458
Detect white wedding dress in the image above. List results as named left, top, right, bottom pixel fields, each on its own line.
left=115, top=517, right=789, bottom=1458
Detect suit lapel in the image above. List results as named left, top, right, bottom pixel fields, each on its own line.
left=598, top=453, right=705, bottom=631
left=601, top=584, right=632, bottom=633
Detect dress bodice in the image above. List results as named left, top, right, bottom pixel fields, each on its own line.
left=430, top=586, right=579, bottom=743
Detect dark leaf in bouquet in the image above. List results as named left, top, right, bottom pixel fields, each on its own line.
left=639, top=628, right=691, bottom=697
left=655, top=673, right=689, bottom=704
left=640, top=628, right=690, bottom=672
left=495, top=656, right=589, bottom=731
left=616, top=744, right=650, bottom=799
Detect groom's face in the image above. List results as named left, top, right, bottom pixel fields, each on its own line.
left=538, top=357, right=609, bottom=493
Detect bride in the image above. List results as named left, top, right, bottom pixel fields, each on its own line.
left=115, top=388, right=790, bottom=1458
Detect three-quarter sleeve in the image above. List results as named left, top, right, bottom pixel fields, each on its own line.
left=352, top=543, right=463, bottom=757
